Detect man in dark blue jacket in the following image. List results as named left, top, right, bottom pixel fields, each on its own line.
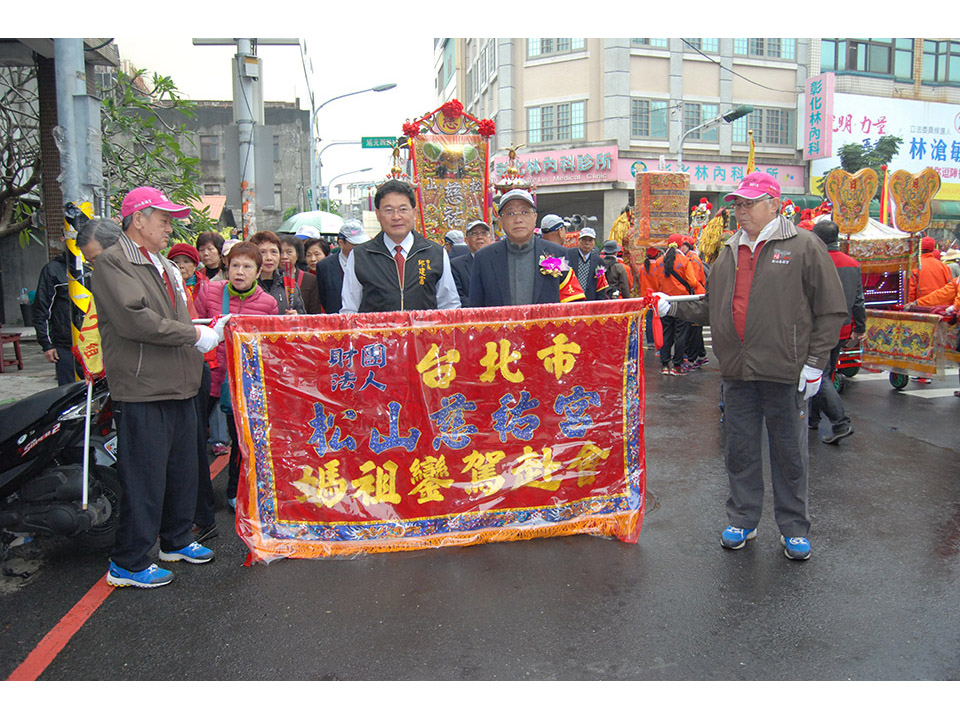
left=565, top=227, right=602, bottom=301
left=451, top=219, right=492, bottom=306
left=33, top=224, right=110, bottom=385
left=469, top=189, right=566, bottom=308
left=315, top=220, right=370, bottom=313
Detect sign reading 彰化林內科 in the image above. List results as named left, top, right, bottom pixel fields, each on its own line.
left=224, top=301, right=648, bottom=562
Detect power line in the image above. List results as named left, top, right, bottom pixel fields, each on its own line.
left=680, top=39, right=798, bottom=94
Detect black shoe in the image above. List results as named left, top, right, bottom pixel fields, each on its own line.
left=192, top=523, right=219, bottom=543
left=822, top=426, right=853, bottom=444
left=808, top=419, right=820, bottom=430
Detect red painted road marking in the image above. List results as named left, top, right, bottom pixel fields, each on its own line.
left=6, top=455, right=230, bottom=681
left=6, top=578, right=114, bottom=681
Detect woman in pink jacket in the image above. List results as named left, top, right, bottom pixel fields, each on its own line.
left=194, top=241, right=279, bottom=510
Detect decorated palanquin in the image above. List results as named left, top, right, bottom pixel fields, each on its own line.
left=402, top=100, right=495, bottom=245
left=223, top=300, right=647, bottom=562
left=634, top=172, right=690, bottom=247
left=862, top=309, right=960, bottom=378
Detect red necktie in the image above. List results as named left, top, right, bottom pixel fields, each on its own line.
left=394, top=245, right=405, bottom=286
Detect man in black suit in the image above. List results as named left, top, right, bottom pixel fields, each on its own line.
left=469, top=189, right=567, bottom=308
left=315, top=220, right=369, bottom=313
left=565, top=227, right=602, bottom=301
left=451, top=220, right=491, bottom=306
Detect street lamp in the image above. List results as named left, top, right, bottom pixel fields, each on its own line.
left=677, top=104, right=753, bottom=167
left=312, top=83, right=397, bottom=207
left=326, top=168, right=373, bottom=211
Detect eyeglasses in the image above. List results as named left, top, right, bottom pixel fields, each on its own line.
left=503, top=210, right=534, bottom=218
left=732, top=197, right=770, bottom=210
left=380, top=206, right=413, bottom=216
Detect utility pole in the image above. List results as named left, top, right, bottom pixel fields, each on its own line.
left=54, top=39, right=104, bottom=219
left=193, top=38, right=298, bottom=238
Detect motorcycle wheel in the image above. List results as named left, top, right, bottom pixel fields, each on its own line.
left=76, top=465, right=122, bottom=549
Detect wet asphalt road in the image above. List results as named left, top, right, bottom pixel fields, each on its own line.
left=2, top=343, right=958, bottom=681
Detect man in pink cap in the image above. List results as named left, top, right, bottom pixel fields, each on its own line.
left=657, top=172, right=847, bottom=561
left=92, top=186, right=226, bottom=588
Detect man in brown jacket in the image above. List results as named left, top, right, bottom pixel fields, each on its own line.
left=92, top=187, right=223, bottom=588
left=658, top=172, right=847, bottom=561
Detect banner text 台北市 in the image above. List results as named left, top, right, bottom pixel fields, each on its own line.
left=224, top=300, right=647, bottom=562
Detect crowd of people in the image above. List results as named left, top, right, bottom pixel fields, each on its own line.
left=28, top=172, right=958, bottom=587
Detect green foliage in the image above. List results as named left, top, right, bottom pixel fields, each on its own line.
left=815, top=136, right=903, bottom=197
left=282, top=206, right=299, bottom=222
left=100, top=68, right=214, bottom=240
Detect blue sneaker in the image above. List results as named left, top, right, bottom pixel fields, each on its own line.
left=781, top=535, right=812, bottom=561
left=720, top=525, right=757, bottom=550
left=106, top=562, right=173, bottom=588
left=159, top=541, right=215, bottom=564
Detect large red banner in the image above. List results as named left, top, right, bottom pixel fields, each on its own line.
left=224, top=301, right=646, bottom=562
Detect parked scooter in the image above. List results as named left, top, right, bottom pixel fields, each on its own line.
left=0, top=377, right=120, bottom=561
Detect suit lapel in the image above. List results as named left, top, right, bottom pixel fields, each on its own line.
left=493, top=242, right=512, bottom=304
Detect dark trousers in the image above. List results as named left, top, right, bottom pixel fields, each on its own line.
left=226, top=412, right=240, bottom=500
left=686, top=324, right=706, bottom=360
left=111, top=397, right=199, bottom=571
left=659, top=316, right=688, bottom=367
left=194, top=363, right=216, bottom=527
left=54, top=346, right=76, bottom=386
left=809, top=343, right=850, bottom=432
left=723, top=380, right=810, bottom=537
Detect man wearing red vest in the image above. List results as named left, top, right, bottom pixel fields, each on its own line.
left=657, top=173, right=847, bottom=561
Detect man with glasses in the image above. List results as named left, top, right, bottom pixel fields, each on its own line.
left=470, top=189, right=567, bottom=308
left=340, top=179, right=460, bottom=313
left=656, top=172, right=846, bottom=561
left=451, top=219, right=492, bottom=306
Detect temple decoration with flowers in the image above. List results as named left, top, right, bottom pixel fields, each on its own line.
left=400, top=99, right=495, bottom=244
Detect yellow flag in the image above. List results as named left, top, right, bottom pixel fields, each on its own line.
left=747, top=129, right=756, bottom=174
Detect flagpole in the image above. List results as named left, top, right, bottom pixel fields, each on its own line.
left=81, top=379, right=93, bottom=510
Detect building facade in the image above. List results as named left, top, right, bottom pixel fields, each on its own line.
left=438, top=37, right=960, bottom=243
left=156, top=100, right=311, bottom=233
left=438, top=37, right=811, bottom=241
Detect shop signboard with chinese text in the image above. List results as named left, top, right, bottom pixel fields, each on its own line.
left=809, top=93, right=960, bottom=200
left=804, top=72, right=835, bottom=160
left=224, top=301, right=647, bottom=562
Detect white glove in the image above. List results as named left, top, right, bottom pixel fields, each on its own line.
left=212, top=314, right=232, bottom=342
left=653, top=292, right=672, bottom=317
left=798, top=364, right=823, bottom=400
left=195, top=324, right=220, bottom=353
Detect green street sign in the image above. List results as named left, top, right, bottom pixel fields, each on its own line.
left=361, top=136, right=397, bottom=149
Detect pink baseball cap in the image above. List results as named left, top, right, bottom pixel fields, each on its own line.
left=723, top=172, right=781, bottom=202
left=121, top=186, right=192, bottom=219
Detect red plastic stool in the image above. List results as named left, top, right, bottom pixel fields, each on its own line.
left=0, top=325, right=24, bottom=372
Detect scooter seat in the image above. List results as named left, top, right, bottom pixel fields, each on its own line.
left=0, top=381, right=86, bottom=447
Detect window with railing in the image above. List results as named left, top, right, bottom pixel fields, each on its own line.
left=922, top=40, right=960, bottom=84
left=732, top=107, right=795, bottom=146
left=631, top=99, right=669, bottom=138
left=683, top=102, right=720, bottom=142
left=821, top=38, right=913, bottom=80
left=527, top=38, right=585, bottom=59
left=733, top=38, right=795, bottom=60
left=527, top=101, right=585, bottom=144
